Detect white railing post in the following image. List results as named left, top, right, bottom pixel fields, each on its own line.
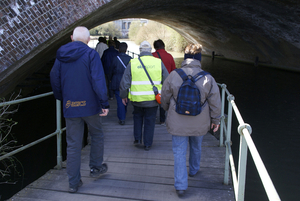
left=224, top=94, right=234, bottom=185
left=236, top=134, right=248, bottom=201
left=56, top=99, right=62, bottom=169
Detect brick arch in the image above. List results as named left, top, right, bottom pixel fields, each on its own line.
left=0, top=0, right=113, bottom=96
left=1, top=0, right=300, bottom=96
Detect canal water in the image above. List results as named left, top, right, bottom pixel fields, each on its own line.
left=197, top=56, right=300, bottom=201
left=1, top=40, right=299, bottom=200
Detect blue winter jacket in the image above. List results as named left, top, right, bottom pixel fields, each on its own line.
left=50, top=41, right=109, bottom=118
left=108, top=53, right=132, bottom=91
left=101, top=46, right=118, bottom=75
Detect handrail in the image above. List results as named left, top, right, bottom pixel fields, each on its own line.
left=0, top=92, right=65, bottom=169
left=218, top=83, right=281, bottom=201
left=126, top=50, right=140, bottom=58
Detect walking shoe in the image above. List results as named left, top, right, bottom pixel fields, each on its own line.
left=189, top=171, right=198, bottom=177
left=133, top=140, right=141, bottom=145
left=119, top=120, right=125, bottom=125
left=69, top=179, right=83, bottom=193
left=144, top=146, right=151, bottom=151
left=90, top=163, right=108, bottom=177
left=160, top=122, right=166, bottom=126
left=176, top=190, right=185, bottom=197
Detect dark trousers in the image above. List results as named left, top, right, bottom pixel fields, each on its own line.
left=65, top=113, right=104, bottom=187
left=133, top=106, right=158, bottom=146
left=159, top=105, right=166, bottom=123
left=114, top=90, right=127, bottom=121
left=105, top=74, right=114, bottom=98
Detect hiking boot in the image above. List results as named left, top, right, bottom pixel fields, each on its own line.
left=69, top=179, right=83, bottom=193
left=90, top=163, right=108, bottom=177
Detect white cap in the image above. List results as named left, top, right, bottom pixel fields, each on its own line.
left=139, top=41, right=152, bottom=53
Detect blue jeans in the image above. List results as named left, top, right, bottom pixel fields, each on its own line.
left=172, top=135, right=204, bottom=190
left=114, top=90, right=127, bottom=121
left=133, top=106, right=158, bottom=146
left=65, top=113, right=104, bottom=187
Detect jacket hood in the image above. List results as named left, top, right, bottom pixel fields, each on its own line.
left=56, top=41, right=89, bottom=63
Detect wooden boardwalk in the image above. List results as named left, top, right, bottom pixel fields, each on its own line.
left=10, top=99, right=234, bottom=201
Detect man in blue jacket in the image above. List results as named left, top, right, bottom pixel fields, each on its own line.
left=101, top=40, right=118, bottom=100
left=50, top=26, right=109, bottom=193
left=108, top=42, right=132, bottom=125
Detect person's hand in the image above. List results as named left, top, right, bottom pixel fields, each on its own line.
left=99, top=109, right=109, bottom=116
left=211, top=123, right=220, bottom=132
left=122, top=98, right=128, bottom=106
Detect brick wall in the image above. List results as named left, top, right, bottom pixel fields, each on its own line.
left=0, top=0, right=110, bottom=73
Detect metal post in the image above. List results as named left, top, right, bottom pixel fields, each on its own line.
left=220, top=84, right=226, bottom=147
left=237, top=132, right=248, bottom=201
left=224, top=94, right=234, bottom=185
left=56, top=99, right=62, bottom=169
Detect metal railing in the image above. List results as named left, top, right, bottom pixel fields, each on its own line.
left=0, top=92, right=65, bottom=169
left=218, top=83, right=281, bottom=201
left=126, top=50, right=140, bottom=58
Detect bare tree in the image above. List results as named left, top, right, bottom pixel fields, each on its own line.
left=0, top=91, right=23, bottom=184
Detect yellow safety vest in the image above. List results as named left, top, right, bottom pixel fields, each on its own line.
left=129, top=56, right=162, bottom=102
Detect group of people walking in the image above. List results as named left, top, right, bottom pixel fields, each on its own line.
left=50, top=26, right=221, bottom=198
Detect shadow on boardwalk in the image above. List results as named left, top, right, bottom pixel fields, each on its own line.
left=10, top=98, right=234, bottom=201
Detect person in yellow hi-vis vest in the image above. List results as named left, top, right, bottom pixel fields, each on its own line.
left=119, top=41, right=169, bottom=151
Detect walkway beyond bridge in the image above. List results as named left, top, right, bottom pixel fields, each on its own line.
left=9, top=98, right=234, bottom=201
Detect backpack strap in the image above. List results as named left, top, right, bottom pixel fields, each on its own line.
left=138, top=57, right=159, bottom=95
left=117, top=56, right=126, bottom=68
left=175, top=69, right=209, bottom=82
left=193, top=71, right=210, bottom=82
left=156, top=52, right=162, bottom=60
left=175, top=68, right=188, bottom=81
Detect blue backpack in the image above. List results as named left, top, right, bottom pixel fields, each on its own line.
left=175, top=68, right=210, bottom=116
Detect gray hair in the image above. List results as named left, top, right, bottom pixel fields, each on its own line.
left=72, top=26, right=90, bottom=43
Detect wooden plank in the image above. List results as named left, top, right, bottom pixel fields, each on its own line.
left=23, top=177, right=233, bottom=201
left=12, top=188, right=139, bottom=201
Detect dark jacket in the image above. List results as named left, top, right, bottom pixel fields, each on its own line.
left=50, top=41, right=109, bottom=118
left=101, top=46, right=118, bottom=75
left=108, top=53, right=132, bottom=91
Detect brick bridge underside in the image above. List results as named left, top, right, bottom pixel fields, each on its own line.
left=0, top=0, right=299, bottom=97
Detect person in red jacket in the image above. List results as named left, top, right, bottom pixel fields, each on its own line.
left=152, top=39, right=176, bottom=73
left=152, top=39, right=176, bottom=125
